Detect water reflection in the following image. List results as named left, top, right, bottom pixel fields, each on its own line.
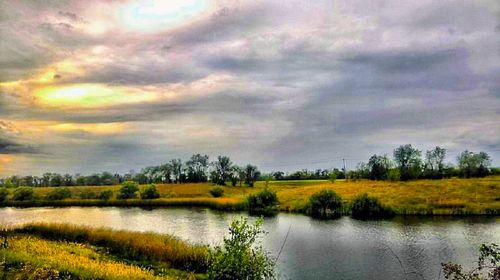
left=0, top=207, right=498, bottom=280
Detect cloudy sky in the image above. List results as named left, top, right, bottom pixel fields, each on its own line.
left=0, top=0, right=499, bottom=176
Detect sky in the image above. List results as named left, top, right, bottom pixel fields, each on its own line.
left=0, top=0, right=499, bottom=176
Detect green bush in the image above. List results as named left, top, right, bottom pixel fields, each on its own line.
left=247, top=188, right=278, bottom=216
left=45, top=187, right=72, bottom=200
left=209, top=186, right=224, bottom=197
left=79, top=190, right=97, bottom=199
left=140, top=184, right=160, bottom=199
left=307, top=189, right=343, bottom=219
left=98, top=190, right=113, bottom=201
left=117, top=181, right=139, bottom=199
left=350, top=193, right=394, bottom=219
left=12, top=187, right=34, bottom=201
left=208, top=217, right=275, bottom=279
left=0, top=188, right=8, bottom=202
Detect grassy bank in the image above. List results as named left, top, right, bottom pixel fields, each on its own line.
left=1, top=177, right=499, bottom=215
left=1, top=223, right=208, bottom=279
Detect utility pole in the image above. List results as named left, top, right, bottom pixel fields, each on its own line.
left=342, top=158, right=347, bottom=180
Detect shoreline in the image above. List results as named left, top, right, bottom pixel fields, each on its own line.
left=1, top=198, right=498, bottom=216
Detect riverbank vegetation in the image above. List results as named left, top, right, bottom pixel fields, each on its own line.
left=0, top=176, right=498, bottom=215
left=0, top=225, right=207, bottom=279
left=0, top=218, right=275, bottom=280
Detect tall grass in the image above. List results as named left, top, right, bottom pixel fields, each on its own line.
left=14, top=223, right=209, bottom=272
left=1, top=235, right=176, bottom=279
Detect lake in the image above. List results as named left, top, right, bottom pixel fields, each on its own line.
left=0, top=207, right=498, bottom=280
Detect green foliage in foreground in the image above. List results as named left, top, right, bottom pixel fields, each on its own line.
left=247, top=188, right=279, bottom=216
left=441, top=243, right=499, bottom=280
left=350, top=193, right=394, bottom=219
left=307, top=189, right=343, bottom=219
left=209, top=186, right=224, bottom=197
left=208, top=217, right=275, bottom=280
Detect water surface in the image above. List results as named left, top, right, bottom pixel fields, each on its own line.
left=1, top=207, right=498, bottom=280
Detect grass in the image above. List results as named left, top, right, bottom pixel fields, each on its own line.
left=0, top=234, right=192, bottom=280
left=1, top=176, right=499, bottom=215
left=14, top=223, right=209, bottom=273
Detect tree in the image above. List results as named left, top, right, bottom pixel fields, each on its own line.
left=208, top=217, right=275, bottom=280
left=457, top=150, right=492, bottom=178
left=101, top=172, right=118, bottom=185
left=244, top=164, right=260, bottom=187
left=308, top=189, right=343, bottom=219
left=393, top=144, right=422, bottom=181
left=170, top=159, right=183, bottom=183
left=62, top=174, right=74, bottom=186
left=272, top=171, right=284, bottom=181
left=186, top=154, right=209, bottom=183
left=140, top=184, right=160, bottom=199
left=424, top=146, right=447, bottom=179
left=157, top=163, right=172, bottom=183
left=117, top=181, right=139, bottom=199
left=367, top=154, right=391, bottom=180
left=247, top=188, right=278, bottom=216
left=211, top=156, right=233, bottom=186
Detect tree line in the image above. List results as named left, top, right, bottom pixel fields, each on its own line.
left=0, top=145, right=496, bottom=187
left=0, top=154, right=261, bottom=188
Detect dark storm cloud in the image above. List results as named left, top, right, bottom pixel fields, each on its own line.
left=8, top=89, right=278, bottom=124
left=0, top=0, right=499, bottom=174
left=0, top=138, right=37, bottom=154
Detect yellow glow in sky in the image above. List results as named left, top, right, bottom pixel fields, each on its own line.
left=36, top=84, right=159, bottom=108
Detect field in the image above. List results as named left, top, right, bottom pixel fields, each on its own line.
left=2, top=177, right=500, bottom=215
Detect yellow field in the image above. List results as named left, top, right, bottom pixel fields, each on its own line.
left=5, top=176, right=500, bottom=215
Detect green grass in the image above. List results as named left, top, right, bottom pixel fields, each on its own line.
left=1, top=176, right=499, bottom=215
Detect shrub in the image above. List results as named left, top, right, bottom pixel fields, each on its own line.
left=79, top=190, right=97, bottom=199
left=0, top=188, right=8, bottom=202
left=208, top=217, right=275, bottom=280
left=117, top=181, right=139, bottom=199
left=12, top=187, right=34, bottom=201
left=209, top=186, right=224, bottom=197
left=350, top=193, right=394, bottom=219
left=45, top=187, right=72, bottom=200
left=307, top=189, right=343, bottom=219
left=247, top=188, right=278, bottom=216
left=140, top=184, right=160, bottom=199
left=98, top=190, right=113, bottom=201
